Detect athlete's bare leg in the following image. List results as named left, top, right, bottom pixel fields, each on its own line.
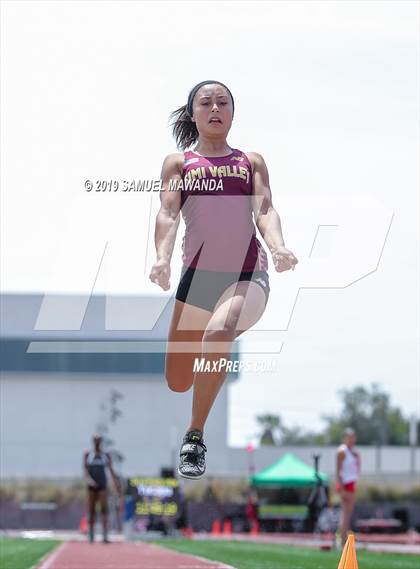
left=339, top=490, right=356, bottom=546
left=87, top=489, right=96, bottom=541
left=165, top=300, right=212, bottom=392
left=98, top=489, right=109, bottom=542
left=188, top=280, right=267, bottom=432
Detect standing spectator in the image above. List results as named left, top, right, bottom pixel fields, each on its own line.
left=336, top=427, right=361, bottom=546
left=83, top=434, right=122, bottom=543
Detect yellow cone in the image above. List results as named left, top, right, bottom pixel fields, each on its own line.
left=337, top=532, right=359, bottom=569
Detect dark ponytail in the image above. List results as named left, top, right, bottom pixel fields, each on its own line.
left=169, top=104, right=198, bottom=151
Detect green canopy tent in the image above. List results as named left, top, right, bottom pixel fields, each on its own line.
left=250, top=452, right=329, bottom=487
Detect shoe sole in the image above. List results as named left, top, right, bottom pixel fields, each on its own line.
left=177, top=467, right=205, bottom=480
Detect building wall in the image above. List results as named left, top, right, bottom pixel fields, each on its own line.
left=2, top=373, right=419, bottom=483
left=228, top=445, right=420, bottom=485
left=0, top=372, right=229, bottom=478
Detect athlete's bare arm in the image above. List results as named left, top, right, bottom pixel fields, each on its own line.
left=83, top=451, right=97, bottom=487
left=149, top=153, right=183, bottom=290
left=106, top=452, right=123, bottom=496
left=336, top=447, right=345, bottom=485
left=246, top=152, right=298, bottom=273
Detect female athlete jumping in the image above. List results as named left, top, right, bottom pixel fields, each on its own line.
left=150, top=80, right=298, bottom=479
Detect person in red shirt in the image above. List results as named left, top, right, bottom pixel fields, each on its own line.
left=336, top=428, right=361, bottom=546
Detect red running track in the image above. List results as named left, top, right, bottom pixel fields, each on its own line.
left=35, top=541, right=236, bottom=569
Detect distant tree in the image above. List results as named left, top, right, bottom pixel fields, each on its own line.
left=279, top=426, right=326, bottom=445
left=254, top=385, right=412, bottom=447
left=256, top=414, right=282, bottom=445
left=322, top=383, right=410, bottom=445
left=96, top=389, right=125, bottom=468
left=255, top=415, right=330, bottom=446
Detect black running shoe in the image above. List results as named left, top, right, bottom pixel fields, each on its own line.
left=178, top=429, right=207, bottom=479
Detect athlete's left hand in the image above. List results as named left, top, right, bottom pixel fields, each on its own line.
left=272, top=246, right=298, bottom=272
left=149, top=258, right=171, bottom=291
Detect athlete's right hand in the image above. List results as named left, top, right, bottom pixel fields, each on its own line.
left=87, top=478, right=98, bottom=488
left=149, top=259, right=171, bottom=291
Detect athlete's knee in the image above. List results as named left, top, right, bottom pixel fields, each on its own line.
left=167, top=379, right=191, bottom=393
left=204, top=319, right=238, bottom=341
left=165, top=367, right=191, bottom=392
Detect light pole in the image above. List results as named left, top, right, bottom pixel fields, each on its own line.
left=409, top=414, right=418, bottom=475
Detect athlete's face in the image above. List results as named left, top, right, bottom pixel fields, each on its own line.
left=344, top=433, right=356, bottom=447
left=191, top=84, right=233, bottom=137
left=93, top=435, right=102, bottom=449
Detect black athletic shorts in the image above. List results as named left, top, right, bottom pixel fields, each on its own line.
left=87, top=484, right=107, bottom=493
left=175, top=265, right=270, bottom=312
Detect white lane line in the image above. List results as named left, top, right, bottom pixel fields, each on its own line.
left=140, top=542, right=237, bottom=569
left=35, top=542, right=69, bottom=569
left=180, top=552, right=237, bottom=569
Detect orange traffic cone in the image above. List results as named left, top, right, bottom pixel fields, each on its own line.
left=223, top=519, right=232, bottom=535
left=250, top=519, right=260, bottom=535
left=79, top=513, right=88, bottom=534
left=211, top=519, right=221, bottom=535
left=337, top=533, right=359, bottom=569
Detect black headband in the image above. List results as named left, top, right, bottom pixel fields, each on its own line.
left=186, top=80, right=234, bottom=118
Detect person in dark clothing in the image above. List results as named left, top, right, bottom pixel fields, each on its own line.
left=83, top=434, right=122, bottom=543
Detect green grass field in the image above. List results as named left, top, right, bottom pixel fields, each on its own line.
left=0, top=538, right=59, bottom=569
left=156, top=539, right=419, bottom=569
